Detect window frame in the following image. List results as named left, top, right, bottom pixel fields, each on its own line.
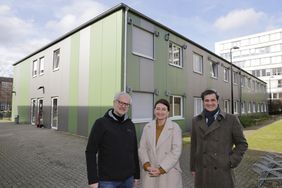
left=169, top=95, right=184, bottom=119
left=210, top=61, right=219, bottom=79
left=168, top=41, right=183, bottom=68
left=193, top=52, right=203, bottom=74
left=32, top=59, right=38, bottom=77
left=39, top=56, right=45, bottom=75
left=194, top=97, right=203, bottom=116
left=53, top=49, right=60, bottom=71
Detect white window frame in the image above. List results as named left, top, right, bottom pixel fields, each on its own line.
left=210, top=61, right=218, bottom=78
left=169, top=41, right=183, bottom=68
left=241, top=101, right=245, bottom=114
left=32, top=59, right=38, bottom=77
left=194, top=97, right=203, bottom=116
left=169, top=95, right=183, bottom=119
left=224, top=100, right=230, bottom=113
left=39, top=56, right=44, bottom=75
left=31, top=99, right=37, bottom=125
left=53, top=49, right=60, bottom=71
left=234, top=100, right=239, bottom=114
left=193, top=52, right=203, bottom=74
left=248, top=102, right=251, bottom=113
left=224, top=67, right=229, bottom=82
left=51, top=97, right=59, bottom=129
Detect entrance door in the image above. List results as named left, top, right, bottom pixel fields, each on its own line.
left=31, top=99, right=37, bottom=125
left=51, top=97, right=58, bottom=129
left=37, top=99, right=43, bottom=127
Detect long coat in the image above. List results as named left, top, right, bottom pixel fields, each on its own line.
left=139, top=118, right=183, bottom=188
left=190, top=111, right=248, bottom=188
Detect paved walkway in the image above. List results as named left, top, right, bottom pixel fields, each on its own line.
left=0, top=122, right=267, bottom=187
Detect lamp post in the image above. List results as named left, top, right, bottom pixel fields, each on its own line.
left=230, top=46, right=239, bottom=114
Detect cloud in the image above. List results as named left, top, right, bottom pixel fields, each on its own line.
left=0, top=4, right=34, bottom=45
left=46, top=0, right=108, bottom=36
left=214, top=8, right=266, bottom=31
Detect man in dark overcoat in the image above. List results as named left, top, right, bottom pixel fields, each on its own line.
left=190, top=89, right=248, bottom=188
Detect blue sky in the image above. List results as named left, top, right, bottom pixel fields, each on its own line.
left=1, top=0, right=282, bottom=77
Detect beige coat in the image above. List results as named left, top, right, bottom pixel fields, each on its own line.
left=139, top=119, right=183, bottom=188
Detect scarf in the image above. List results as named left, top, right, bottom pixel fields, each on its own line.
left=204, top=106, right=220, bottom=127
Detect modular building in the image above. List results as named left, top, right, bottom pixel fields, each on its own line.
left=12, top=3, right=267, bottom=137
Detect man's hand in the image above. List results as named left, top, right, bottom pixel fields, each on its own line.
left=89, top=183, right=98, bottom=188
left=133, top=179, right=140, bottom=187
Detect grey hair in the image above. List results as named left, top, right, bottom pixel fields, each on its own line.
left=114, top=91, right=132, bottom=104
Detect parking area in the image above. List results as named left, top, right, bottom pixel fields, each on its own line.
left=0, top=122, right=263, bottom=187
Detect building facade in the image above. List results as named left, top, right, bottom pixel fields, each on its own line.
left=12, top=4, right=267, bottom=137
left=215, top=29, right=282, bottom=104
left=0, top=77, right=13, bottom=119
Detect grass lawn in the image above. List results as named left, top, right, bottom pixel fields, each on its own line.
left=246, top=119, right=282, bottom=153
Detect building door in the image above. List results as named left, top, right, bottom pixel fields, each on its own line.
left=51, top=97, right=58, bottom=129
left=37, top=99, right=44, bottom=127
left=31, top=99, right=37, bottom=125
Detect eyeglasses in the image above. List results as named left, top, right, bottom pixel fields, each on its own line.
left=116, top=100, right=130, bottom=107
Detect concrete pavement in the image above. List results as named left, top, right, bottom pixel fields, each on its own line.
left=0, top=122, right=265, bottom=187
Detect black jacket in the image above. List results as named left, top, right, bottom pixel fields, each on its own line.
left=85, top=109, right=140, bottom=184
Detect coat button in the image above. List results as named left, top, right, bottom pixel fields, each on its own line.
left=214, top=167, right=217, bottom=170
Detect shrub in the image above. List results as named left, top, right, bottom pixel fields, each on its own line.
left=239, top=114, right=271, bottom=128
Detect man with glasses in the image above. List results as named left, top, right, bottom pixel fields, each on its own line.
left=86, top=92, right=140, bottom=188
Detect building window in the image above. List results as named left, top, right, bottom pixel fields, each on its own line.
left=32, top=60, right=38, bottom=77
left=169, top=95, right=183, bottom=119
left=278, top=80, right=282, bottom=88
left=193, top=53, right=203, bottom=74
left=132, top=26, right=154, bottom=59
left=257, top=103, right=260, bottom=113
left=234, top=101, right=239, bottom=114
left=253, top=102, right=256, bottom=113
left=224, top=68, right=229, bottom=82
left=224, top=100, right=230, bottom=113
left=169, top=42, right=182, bottom=67
left=248, top=102, right=251, bottom=113
left=210, top=61, right=218, bottom=78
left=241, top=101, right=245, bottom=114
left=53, top=49, right=60, bottom=71
left=131, top=92, right=153, bottom=123
left=233, top=72, right=239, bottom=85
left=194, top=97, right=203, bottom=116
left=39, top=57, right=44, bottom=75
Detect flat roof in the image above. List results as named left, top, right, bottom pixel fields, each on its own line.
left=13, top=3, right=265, bottom=84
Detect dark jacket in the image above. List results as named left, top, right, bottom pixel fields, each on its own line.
left=190, top=111, right=248, bottom=188
left=85, top=109, right=140, bottom=184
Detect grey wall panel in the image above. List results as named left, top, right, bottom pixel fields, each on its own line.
left=140, top=58, right=154, bottom=92
left=77, top=107, right=89, bottom=136
left=58, top=106, right=68, bottom=132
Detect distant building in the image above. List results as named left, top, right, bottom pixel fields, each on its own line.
left=215, top=29, right=282, bottom=103
left=0, top=77, right=13, bottom=118
left=12, top=4, right=267, bottom=136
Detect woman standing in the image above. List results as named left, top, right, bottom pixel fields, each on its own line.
left=139, top=99, right=183, bottom=188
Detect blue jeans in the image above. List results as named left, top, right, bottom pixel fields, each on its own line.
left=99, top=176, right=133, bottom=188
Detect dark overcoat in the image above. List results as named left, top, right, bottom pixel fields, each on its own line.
left=190, top=111, right=248, bottom=188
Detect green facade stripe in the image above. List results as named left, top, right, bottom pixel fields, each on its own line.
left=68, top=32, right=80, bottom=133
left=88, top=10, right=123, bottom=134
left=13, top=59, right=30, bottom=123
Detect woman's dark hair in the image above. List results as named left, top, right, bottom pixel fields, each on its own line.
left=154, top=99, right=170, bottom=111
left=201, top=89, right=219, bottom=101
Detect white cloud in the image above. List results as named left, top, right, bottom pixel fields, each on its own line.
left=214, top=9, right=266, bottom=31
left=46, top=0, right=108, bottom=36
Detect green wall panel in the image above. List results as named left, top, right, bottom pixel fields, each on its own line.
left=88, top=10, right=123, bottom=133
left=68, top=32, right=80, bottom=133
left=15, top=59, right=30, bottom=123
